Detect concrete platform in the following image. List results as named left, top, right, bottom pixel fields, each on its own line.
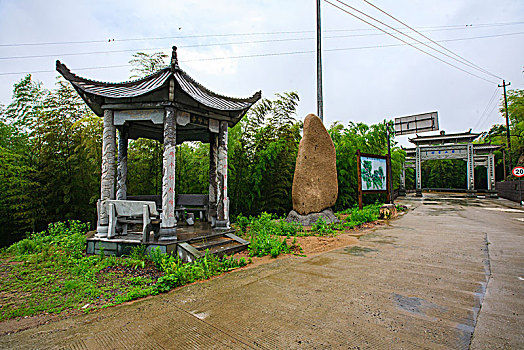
left=86, top=222, right=236, bottom=257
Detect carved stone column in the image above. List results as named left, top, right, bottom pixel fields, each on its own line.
left=116, top=128, right=128, bottom=200
left=159, top=107, right=177, bottom=241
left=208, top=133, right=218, bottom=226
left=97, top=109, right=116, bottom=237
left=466, top=143, right=476, bottom=196
left=487, top=153, right=496, bottom=197
left=399, top=163, right=406, bottom=196
left=415, top=146, right=422, bottom=197
left=215, top=121, right=229, bottom=229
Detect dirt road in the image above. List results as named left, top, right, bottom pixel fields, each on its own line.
left=1, top=193, right=522, bottom=349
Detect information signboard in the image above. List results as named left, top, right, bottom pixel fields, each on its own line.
left=360, top=156, right=387, bottom=191
left=356, top=150, right=390, bottom=209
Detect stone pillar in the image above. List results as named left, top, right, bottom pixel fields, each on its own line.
left=467, top=143, right=476, bottom=196
left=487, top=153, right=497, bottom=197
left=158, top=107, right=177, bottom=241
left=399, top=164, right=406, bottom=196
left=116, top=128, right=128, bottom=200
left=415, top=147, right=422, bottom=197
left=208, top=132, right=218, bottom=226
left=215, top=121, right=229, bottom=229
left=96, top=109, right=116, bottom=237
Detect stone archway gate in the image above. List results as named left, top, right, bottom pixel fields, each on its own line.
left=399, top=131, right=501, bottom=197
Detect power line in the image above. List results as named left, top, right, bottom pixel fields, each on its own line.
left=474, top=87, right=500, bottom=130
left=1, top=29, right=523, bottom=62
left=324, top=0, right=498, bottom=84
left=329, top=0, right=499, bottom=83
left=479, top=98, right=501, bottom=131
left=1, top=20, right=523, bottom=48
left=361, top=0, right=501, bottom=79
left=0, top=31, right=522, bottom=77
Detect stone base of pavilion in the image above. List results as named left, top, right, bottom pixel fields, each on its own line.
left=86, top=222, right=248, bottom=262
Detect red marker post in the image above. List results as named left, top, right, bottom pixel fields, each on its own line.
left=513, top=166, right=524, bottom=204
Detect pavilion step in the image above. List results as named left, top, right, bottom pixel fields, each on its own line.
left=177, top=233, right=249, bottom=263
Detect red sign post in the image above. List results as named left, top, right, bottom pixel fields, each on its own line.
left=513, top=166, right=524, bottom=204
left=512, top=166, right=524, bottom=177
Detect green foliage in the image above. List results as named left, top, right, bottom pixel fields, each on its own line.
left=235, top=213, right=300, bottom=257
left=337, top=203, right=381, bottom=229
left=154, top=252, right=249, bottom=293
left=311, top=218, right=335, bottom=236
left=229, top=92, right=301, bottom=217
left=0, top=221, right=250, bottom=321
left=7, top=220, right=88, bottom=259
left=329, top=121, right=405, bottom=210
left=422, top=159, right=467, bottom=189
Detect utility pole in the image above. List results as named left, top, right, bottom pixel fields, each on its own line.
left=499, top=80, right=512, bottom=174
left=316, top=0, right=323, bottom=122
left=385, top=121, right=393, bottom=204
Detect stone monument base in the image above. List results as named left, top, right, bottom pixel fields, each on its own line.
left=286, top=208, right=339, bottom=226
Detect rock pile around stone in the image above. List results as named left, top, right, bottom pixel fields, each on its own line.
left=287, top=113, right=338, bottom=225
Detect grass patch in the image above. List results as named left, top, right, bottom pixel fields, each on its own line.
left=234, top=213, right=302, bottom=257
left=0, top=221, right=250, bottom=322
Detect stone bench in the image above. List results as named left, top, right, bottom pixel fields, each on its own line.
left=177, top=194, right=209, bottom=221
left=106, top=200, right=160, bottom=243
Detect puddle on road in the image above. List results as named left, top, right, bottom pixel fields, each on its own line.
left=392, top=293, right=446, bottom=317
left=426, top=208, right=462, bottom=216
left=305, top=256, right=333, bottom=266
left=344, top=246, right=377, bottom=256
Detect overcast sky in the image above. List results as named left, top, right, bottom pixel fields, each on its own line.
left=0, top=0, right=523, bottom=146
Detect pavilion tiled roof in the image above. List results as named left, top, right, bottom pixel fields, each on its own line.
left=408, top=130, right=480, bottom=145
left=56, top=46, right=261, bottom=113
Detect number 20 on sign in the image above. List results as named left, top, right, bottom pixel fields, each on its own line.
left=513, top=166, right=524, bottom=177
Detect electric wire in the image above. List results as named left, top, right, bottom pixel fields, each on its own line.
left=361, top=0, right=502, bottom=79
left=474, top=87, right=500, bottom=130
left=0, top=31, right=522, bottom=77
left=479, top=100, right=501, bottom=131
left=324, top=0, right=498, bottom=84
left=1, top=21, right=523, bottom=48
left=2, top=30, right=523, bottom=61
left=328, top=0, right=498, bottom=83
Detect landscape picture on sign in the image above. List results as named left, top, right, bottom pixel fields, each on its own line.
left=361, top=156, right=386, bottom=191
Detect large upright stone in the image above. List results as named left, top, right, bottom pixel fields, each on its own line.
left=292, top=114, right=338, bottom=215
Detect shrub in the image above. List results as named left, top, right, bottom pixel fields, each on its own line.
left=243, top=213, right=293, bottom=257
left=311, top=218, right=335, bottom=236
left=154, top=252, right=249, bottom=293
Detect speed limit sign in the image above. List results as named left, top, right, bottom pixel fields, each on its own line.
left=513, top=166, right=524, bottom=177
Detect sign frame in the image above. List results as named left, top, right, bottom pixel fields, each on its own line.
left=356, top=150, right=390, bottom=209
left=394, top=111, right=439, bottom=136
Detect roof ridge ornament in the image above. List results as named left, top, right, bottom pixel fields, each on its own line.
left=171, top=46, right=179, bottom=71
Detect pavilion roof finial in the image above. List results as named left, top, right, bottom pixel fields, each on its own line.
left=171, top=46, right=179, bottom=71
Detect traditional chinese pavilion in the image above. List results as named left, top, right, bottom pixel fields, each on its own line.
left=57, top=46, right=260, bottom=256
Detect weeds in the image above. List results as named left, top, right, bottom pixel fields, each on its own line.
left=235, top=213, right=301, bottom=257
left=311, top=218, right=335, bottom=236
left=0, top=220, right=250, bottom=322
left=154, top=252, right=249, bottom=292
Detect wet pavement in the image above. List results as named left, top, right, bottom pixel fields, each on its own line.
left=1, top=193, right=523, bottom=349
